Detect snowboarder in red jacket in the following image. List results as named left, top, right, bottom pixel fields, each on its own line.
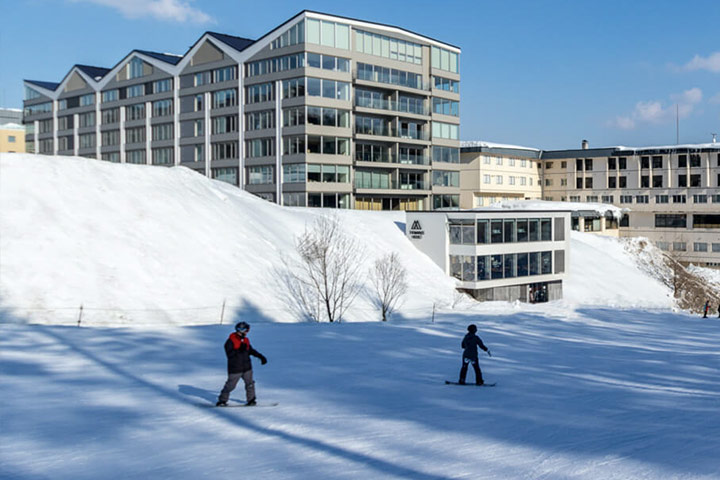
left=216, top=321, right=267, bottom=406
left=459, top=324, right=491, bottom=385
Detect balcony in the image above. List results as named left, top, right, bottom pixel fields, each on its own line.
left=353, top=70, right=430, bottom=92
left=354, top=178, right=429, bottom=190
left=354, top=152, right=430, bottom=166
left=354, top=125, right=428, bottom=141
left=355, top=96, right=429, bottom=116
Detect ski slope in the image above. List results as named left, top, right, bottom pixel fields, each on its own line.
left=2, top=309, right=719, bottom=479
left=3, top=154, right=712, bottom=479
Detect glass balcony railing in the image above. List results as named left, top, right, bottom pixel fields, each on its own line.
left=355, top=152, right=430, bottom=165
left=355, top=96, right=429, bottom=116
left=354, top=69, right=430, bottom=91
left=354, top=178, right=429, bottom=190
left=354, top=125, right=428, bottom=141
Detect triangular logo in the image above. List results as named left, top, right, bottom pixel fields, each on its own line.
left=410, top=220, right=422, bottom=230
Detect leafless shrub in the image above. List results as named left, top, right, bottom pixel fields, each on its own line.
left=371, top=252, right=408, bottom=321
left=282, top=215, right=365, bottom=322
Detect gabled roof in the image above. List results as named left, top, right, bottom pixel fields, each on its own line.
left=75, top=64, right=111, bottom=80
left=25, top=80, right=61, bottom=91
left=206, top=32, right=255, bottom=52
left=136, top=50, right=183, bottom=65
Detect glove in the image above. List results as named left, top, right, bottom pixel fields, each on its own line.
left=487, top=350, right=492, bottom=357
left=260, top=355, right=267, bottom=365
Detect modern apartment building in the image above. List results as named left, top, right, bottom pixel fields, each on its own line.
left=541, top=141, right=720, bottom=267
left=406, top=210, right=571, bottom=302
left=459, top=141, right=542, bottom=208
left=22, top=11, right=461, bottom=211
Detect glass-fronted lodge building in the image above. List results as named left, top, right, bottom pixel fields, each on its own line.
left=406, top=210, right=571, bottom=302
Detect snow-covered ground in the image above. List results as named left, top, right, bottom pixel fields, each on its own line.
left=3, top=153, right=715, bottom=479
left=3, top=309, right=719, bottom=479
left=0, top=154, right=671, bottom=326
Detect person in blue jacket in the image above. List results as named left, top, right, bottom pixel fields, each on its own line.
left=459, top=324, right=491, bottom=385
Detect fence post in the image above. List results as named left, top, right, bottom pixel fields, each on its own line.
left=431, top=303, right=435, bottom=323
left=77, top=304, right=84, bottom=327
left=220, top=299, right=226, bottom=325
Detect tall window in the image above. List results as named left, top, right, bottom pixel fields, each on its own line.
left=248, top=166, right=274, bottom=184
left=152, top=99, right=173, bottom=117
left=307, top=19, right=350, bottom=50
left=355, top=29, right=421, bottom=64
left=152, top=147, right=174, bottom=165
left=129, top=57, right=145, bottom=79
left=431, top=46, right=459, bottom=73
left=212, top=89, right=237, bottom=109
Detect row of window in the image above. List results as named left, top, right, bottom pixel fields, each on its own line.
left=482, top=156, right=537, bottom=168
left=547, top=154, right=720, bottom=171
left=246, top=52, right=351, bottom=77
left=484, top=175, right=534, bottom=186
left=655, top=214, right=720, bottom=229
left=431, top=46, right=459, bottom=74
left=185, top=66, right=238, bottom=88
left=450, top=251, right=556, bottom=283
left=656, top=242, right=720, bottom=253
left=355, top=29, right=423, bottom=65
left=356, top=62, right=425, bottom=90
left=449, top=217, right=558, bottom=245
left=282, top=163, right=351, bottom=183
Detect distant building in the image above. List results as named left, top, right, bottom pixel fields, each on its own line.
left=406, top=209, right=571, bottom=302
left=542, top=141, right=720, bottom=267
left=460, top=141, right=542, bottom=208
left=22, top=10, right=461, bottom=211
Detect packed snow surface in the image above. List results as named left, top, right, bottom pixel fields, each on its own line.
left=3, top=154, right=707, bottom=479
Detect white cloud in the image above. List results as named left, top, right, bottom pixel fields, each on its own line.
left=683, top=52, right=720, bottom=73
left=71, top=0, right=214, bottom=24
left=610, top=88, right=703, bottom=130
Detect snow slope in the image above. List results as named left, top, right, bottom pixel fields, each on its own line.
left=2, top=309, right=719, bottom=479
left=0, top=154, right=672, bottom=326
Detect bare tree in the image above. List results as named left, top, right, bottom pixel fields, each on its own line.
left=371, top=252, right=408, bottom=321
left=288, top=215, right=365, bottom=322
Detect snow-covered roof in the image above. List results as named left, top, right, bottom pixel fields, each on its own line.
left=0, top=122, right=26, bottom=130
left=480, top=200, right=627, bottom=219
left=461, top=140, right=541, bottom=152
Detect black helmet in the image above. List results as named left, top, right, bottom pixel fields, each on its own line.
left=235, top=321, right=250, bottom=334
left=467, top=324, right=477, bottom=333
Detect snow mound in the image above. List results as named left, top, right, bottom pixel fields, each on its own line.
left=0, top=153, right=673, bottom=325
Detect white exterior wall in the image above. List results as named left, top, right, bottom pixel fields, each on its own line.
left=406, top=210, right=571, bottom=292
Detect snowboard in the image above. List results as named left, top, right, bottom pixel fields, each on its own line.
left=445, top=380, right=496, bottom=387
left=200, top=402, right=279, bottom=408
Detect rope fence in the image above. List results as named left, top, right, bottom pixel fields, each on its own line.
left=1, top=300, right=457, bottom=327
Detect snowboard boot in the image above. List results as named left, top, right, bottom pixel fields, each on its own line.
left=216, top=400, right=228, bottom=407
left=246, top=398, right=257, bottom=406
left=476, top=380, right=484, bottom=386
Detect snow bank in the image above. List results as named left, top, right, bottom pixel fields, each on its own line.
left=0, top=154, right=672, bottom=325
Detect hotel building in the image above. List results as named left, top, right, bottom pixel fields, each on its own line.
left=541, top=141, right=720, bottom=267
left=22, top=11, right=461, bottom=211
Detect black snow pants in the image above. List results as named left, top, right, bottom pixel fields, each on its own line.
left=459, top=357, right=484, bottom=384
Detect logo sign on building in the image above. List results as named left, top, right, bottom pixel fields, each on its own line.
left=409, top=220, right=424, bottom=239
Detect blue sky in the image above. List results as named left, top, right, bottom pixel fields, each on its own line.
left=2, top=0, right=719, bottom=149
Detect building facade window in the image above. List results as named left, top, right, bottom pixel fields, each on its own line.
left=152, top=99, right=173, bottom=117
left=431, top=46, right=459, bottom=73
left=152, top=123, right=174, bottom=141
left=248, top=165, right=274, bottom=184
left=212, top=89, right=237, bottom=109
left=152, top=147, right=174, bottom=165
left=246, top=110, right=274, bottom=131
left=213, top=141, right=239, bottom=160
left=355, top=29, right=419, bottom=63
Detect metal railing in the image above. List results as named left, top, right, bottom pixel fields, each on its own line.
left=355, top=96, right=429, bottom=116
